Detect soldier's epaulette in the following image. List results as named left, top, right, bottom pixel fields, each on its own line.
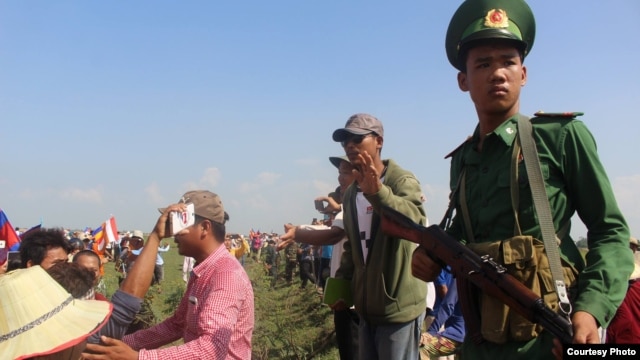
left=533, top=111, right=584, bottom=118
left=444, top=135, right=472, bottom=159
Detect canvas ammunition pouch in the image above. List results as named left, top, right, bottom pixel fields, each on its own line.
left=466, top=236, right=578, bottom=343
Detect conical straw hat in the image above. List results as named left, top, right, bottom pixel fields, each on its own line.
left=0, top=266, right=112, bottom=360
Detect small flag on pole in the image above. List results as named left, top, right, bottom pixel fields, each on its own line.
left=0, top=209, right=21, bottom=265
left=92, top=225, right=104, bottom=250
left=92, top=216, right=118, bottom=277
left=92, top=216, right=118, bottom=256
left=104, top=216, right=118, bottom=249
left=19, top=223, right=43, bottom=240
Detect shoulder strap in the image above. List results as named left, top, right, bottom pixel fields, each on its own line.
left=517, top=115, right=572, bottom=317
left=511, top=136, right=522, bottom=236
left=459, top=170, right=475, bottom=243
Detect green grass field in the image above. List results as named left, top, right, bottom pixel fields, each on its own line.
left=98, top=243, right=593, bottom=358
left=101, top=244, right=339, bottom=359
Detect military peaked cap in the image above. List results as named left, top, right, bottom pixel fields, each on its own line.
left=446, top=0, right=536, bottom=71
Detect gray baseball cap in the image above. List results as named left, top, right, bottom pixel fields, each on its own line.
left=159, top=190, right=228, bottom=224
left=332, top=113, right=384, bottom=142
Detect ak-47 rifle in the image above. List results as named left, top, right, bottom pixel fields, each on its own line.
left=380, top=205, right=574, bottom=344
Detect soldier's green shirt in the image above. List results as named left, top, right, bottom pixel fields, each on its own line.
left=264, top=244, right=277, bottom=265
left=284, top=242, right=298, bottom=262
left=447, top=113, right=633, bottom=329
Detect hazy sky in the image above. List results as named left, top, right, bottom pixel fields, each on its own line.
left=1, top=1, right=639, bottom=240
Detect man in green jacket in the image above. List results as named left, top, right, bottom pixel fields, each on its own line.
left=331, top=113, right=427, bottom=360
left=413, top=0, right=633, bottom=359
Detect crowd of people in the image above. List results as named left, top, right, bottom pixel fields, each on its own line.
left=1, top=0, right=639, bottom=359
left=0, top=191, right=254, bottom=360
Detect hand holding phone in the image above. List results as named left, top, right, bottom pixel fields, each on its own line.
left=171, top=203, right=196, bottom=235
left=314, top=200, right=326, bottom=213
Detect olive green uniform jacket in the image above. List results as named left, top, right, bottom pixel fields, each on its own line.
left=448, top=114, right=633, bottom=356
left=335, top=159, right=427, bottom=325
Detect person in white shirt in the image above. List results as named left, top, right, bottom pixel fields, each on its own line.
left=280, top=155, right=358, bottom=360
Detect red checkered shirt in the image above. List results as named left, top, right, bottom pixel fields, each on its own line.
left=123, top=245, right=254, bottom=359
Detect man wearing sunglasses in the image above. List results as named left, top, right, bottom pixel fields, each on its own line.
left=330, top=113, right=427, bottom=360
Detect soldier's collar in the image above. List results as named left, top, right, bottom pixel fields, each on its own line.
left=445, top=115, right=519, bottom=159
left=491, top=115, right=519, bottom=146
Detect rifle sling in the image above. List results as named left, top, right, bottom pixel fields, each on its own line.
left=459, top=170, right=475, bottom=243
left=517, top=115, right=572, bottom=316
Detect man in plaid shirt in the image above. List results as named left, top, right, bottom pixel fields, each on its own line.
left=84, top=190, right=254, bottom=360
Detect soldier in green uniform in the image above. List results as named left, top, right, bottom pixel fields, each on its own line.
left=279, top=234, right=299, bottom=286
left=263, top=239, right=278, bottom=289
left=412, top=0, right=634, bottom=358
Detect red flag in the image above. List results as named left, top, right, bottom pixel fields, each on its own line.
left=93, top=216, right=118, bottom=256
left=0, top=209, right=21, bottom=265
left=92, top=216, right=117, bottom=277
left=105, top=216, right=118, bottom=247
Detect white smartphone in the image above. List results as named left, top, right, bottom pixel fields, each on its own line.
left=171, top=203, right=195, bottom=235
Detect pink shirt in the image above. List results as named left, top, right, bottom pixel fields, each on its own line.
left=123, top=245, right=254, bottom=359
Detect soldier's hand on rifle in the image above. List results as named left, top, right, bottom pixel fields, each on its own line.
left=551, top=311, right=597, bottom=359
left=411, top=246, right=442, bottom=282
left=571, top=311, right=600, bottom=344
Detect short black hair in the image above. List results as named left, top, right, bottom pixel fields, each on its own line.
left=68, top=238, right=85, bottom=252
left=72, top=249, right=102, bottom=267
left=195, top=215, right=227, bottom=242
left=329, top=186, right=342, bottom=205
left=19, top=228, right=72, bottom=268
left=46, top=262, right=94, bottom=299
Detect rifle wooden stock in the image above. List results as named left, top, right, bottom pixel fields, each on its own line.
left=380, top=205, right=574, bottom=344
